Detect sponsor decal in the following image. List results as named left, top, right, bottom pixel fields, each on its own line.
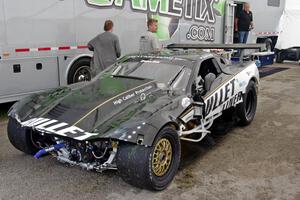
left=86, top=0, right=226, bottom=42
left=140, top=93, right=147, bottom=101
left=21, top=118, right=98, bottom=141
left=87, top=0, right=218, bottom=20
left=113, top=85, right=153, bottom=105
left=205, top=78, right=243, bottom=116
left=186, top=24, right=215, bottom=41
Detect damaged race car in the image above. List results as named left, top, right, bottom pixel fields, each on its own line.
left=7, top=44, right=260, bottom=190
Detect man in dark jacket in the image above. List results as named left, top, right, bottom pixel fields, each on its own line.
left=235, top=3, right=254, bottom=43
left=88, top=20, right=121, bottom=76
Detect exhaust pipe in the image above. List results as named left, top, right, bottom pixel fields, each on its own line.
left=34, top=143, right=65, bottom=159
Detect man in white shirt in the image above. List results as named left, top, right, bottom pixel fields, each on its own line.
left=139, top=18, right=162, bottom=53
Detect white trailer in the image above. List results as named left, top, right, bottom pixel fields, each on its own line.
left=0, top=0, right=237, bottom=103
left=234, top=0, right=285, bottom=50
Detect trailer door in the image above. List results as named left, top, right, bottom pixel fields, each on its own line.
left=223, top=1, right=236, bottom=44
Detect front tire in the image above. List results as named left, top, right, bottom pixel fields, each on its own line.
left=7, top=118, right=39, bottom=155
left=236, top=81, right=257, bottom=126
left=116, top=127, right=181, bottom=190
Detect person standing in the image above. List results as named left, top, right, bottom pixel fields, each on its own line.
left=139, top=18, right=162, bottom=53
left=235, top=3, right=254, bottom=43
left=88, top=20, right=121, bottom=76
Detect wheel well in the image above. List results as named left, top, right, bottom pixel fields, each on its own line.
left=250, top=77, right=259, bottom=92
left=69, top=56, right=91, bottom=70
left=67, top=56, right=92, bottom=78
left=164, top=122, right=179, bottom=131
left=250, top=77, right=258, bottom=85
left=249, top=77, right=258, bottom=86
left=149, top=122, right=179, bottom=146
left=67, top=56, right=92, bottom=84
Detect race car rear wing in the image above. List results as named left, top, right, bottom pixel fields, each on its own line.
left=167, top=43, right=266, bottom=61
left=167, top=43, right=266, bottom=51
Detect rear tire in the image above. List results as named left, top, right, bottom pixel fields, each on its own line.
left=7, top=118, right=38, bottom=155
left=67, top=57, right=91, bottom=84
left=236, top=81, right=257, bottom=126
left=116, top=127, right=181, bottom=191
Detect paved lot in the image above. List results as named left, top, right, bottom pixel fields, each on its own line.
left=0, top=63, right=299, bottom=200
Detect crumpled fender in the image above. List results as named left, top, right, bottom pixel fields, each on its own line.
left=99, top=95, right=183, bottom=146
left=100, top=108, right=181, bottom=147
left=100, top=121, right=159, bottom=147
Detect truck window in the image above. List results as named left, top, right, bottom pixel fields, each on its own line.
left=268, top=0, right=280, bottom=7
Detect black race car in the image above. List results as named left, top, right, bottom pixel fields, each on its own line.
left=7, top=49, right=259, bottom=190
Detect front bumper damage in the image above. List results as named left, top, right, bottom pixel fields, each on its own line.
left=34, top=140, right=118, bottom=172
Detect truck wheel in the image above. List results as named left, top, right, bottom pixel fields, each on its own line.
left=67, top=58, right=91, bottom=84
left=236, top=81, right=257, bottom=126
left=264, top=38, right=272, bottom=52
left=116, top=127, right=181, bottom=191
left=275, top=52, right=283, bottom=63
left=7, top=117, right=39, bottom=155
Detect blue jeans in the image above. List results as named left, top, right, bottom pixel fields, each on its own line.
left=239, top=31, right=249, bottom=43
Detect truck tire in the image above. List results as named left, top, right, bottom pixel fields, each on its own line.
left=7, top=117, right=39, bottom=155
left=258, top=38, right=272, bottom=52
left=67, top=57, right=91, bottom=84
left=116, top=127, right=181, bottom=191
left=275, top=51, right=283, bottom=63
left=236, top=81, right=257, bottom=126
left=264, top=38, right=272, bottom=52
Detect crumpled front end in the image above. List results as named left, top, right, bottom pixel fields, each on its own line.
left=11, top=116, right=119, bottom=172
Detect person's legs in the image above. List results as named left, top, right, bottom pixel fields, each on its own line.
left=243, top=31, right=249, bottom=43
left=239, top=31, right=245, bottom=43
left=238, top=31, right=246, bottom=56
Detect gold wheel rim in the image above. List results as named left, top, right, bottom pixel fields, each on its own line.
left=152, top=138, right=173, bottom=177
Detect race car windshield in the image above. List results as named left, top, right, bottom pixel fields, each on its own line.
left=110, top=60, right=191, bottom=90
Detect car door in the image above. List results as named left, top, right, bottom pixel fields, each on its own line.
left=200, top=59, right=242, bottom=119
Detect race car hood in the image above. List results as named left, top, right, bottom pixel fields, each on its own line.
left=10, top=75, right=177, bottom=141
left=44, top=75, right=157, bottom=127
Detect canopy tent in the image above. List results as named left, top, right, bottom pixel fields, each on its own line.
left=275, top=0, right=300, bottom=49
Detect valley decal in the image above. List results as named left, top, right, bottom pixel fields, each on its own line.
left=205, top=78, right=243, bottom=117
left=21, top=118, right=98, bottom=141
left=86, top=0, right=225, bottom=42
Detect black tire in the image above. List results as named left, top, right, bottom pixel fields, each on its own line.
left=264, top=38, right=272, bottom=52
left=116, top=127, right=181, bottom=191
left=275, top=52, right=283, bottom=63
left=236, top=81, right=257, bottom=126
left=7, top=117, right=39, bottom=155
left=67, top=57, right=91, bottom=84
